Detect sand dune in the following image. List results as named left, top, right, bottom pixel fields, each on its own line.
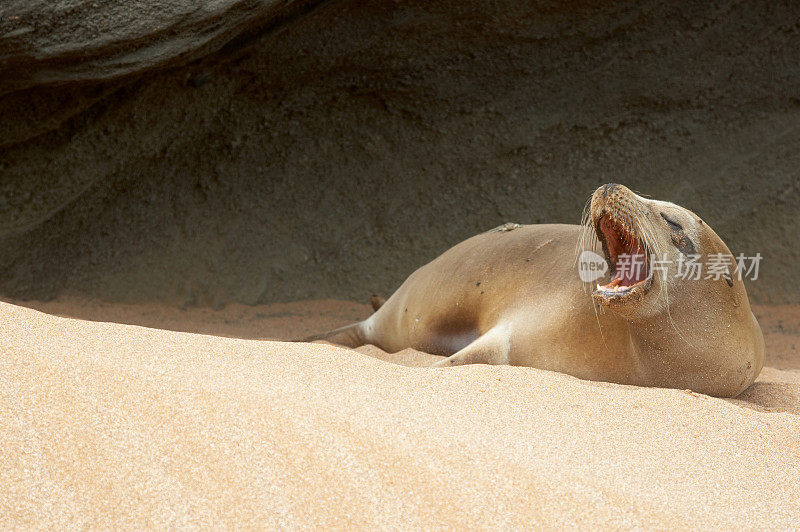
left=1, top=299, right=799, bottom=527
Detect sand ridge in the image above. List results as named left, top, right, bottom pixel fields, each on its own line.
left=1, top=299, right=799, bottom=528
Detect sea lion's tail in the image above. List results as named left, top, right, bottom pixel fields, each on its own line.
left=303, top=321, right=366, bottom=348
left=301, top=294, right=384, bottom=347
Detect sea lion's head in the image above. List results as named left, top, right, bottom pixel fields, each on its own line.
left=579, top=183, right=765, bottom=396
left=580, top=183, right=749, bottom=319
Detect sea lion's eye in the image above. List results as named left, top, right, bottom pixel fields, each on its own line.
left=660, top=212, right=683, bottom=231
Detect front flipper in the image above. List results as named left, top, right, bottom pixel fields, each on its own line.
left=432, top=323, right=512, bottom=367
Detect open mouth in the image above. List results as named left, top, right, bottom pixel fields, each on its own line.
left=593, top=214, right=652, bottom=300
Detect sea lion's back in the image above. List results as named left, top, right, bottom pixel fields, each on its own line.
left=368, top=224, right=581, bottom=354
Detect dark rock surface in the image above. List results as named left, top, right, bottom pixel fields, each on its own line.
left=1, top=0, right=798, bottom=306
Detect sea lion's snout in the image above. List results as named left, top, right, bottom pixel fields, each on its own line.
left=587, top=184, right=654, bottom=305
left=590, top=183, right=639, bottom=223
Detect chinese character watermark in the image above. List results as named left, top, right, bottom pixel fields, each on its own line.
left=577, top=252, right=763, bottom=282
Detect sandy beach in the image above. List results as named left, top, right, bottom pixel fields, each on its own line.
left=1, top=298, right=798, bottom=528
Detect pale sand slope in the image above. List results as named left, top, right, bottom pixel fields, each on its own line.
left=1, top=300, right=799, bottom=528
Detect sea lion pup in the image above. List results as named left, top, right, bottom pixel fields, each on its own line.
left=308, top=184, right=764, bottom=397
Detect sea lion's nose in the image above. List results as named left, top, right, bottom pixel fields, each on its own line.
left=601, top=183, right=621, bottom=198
